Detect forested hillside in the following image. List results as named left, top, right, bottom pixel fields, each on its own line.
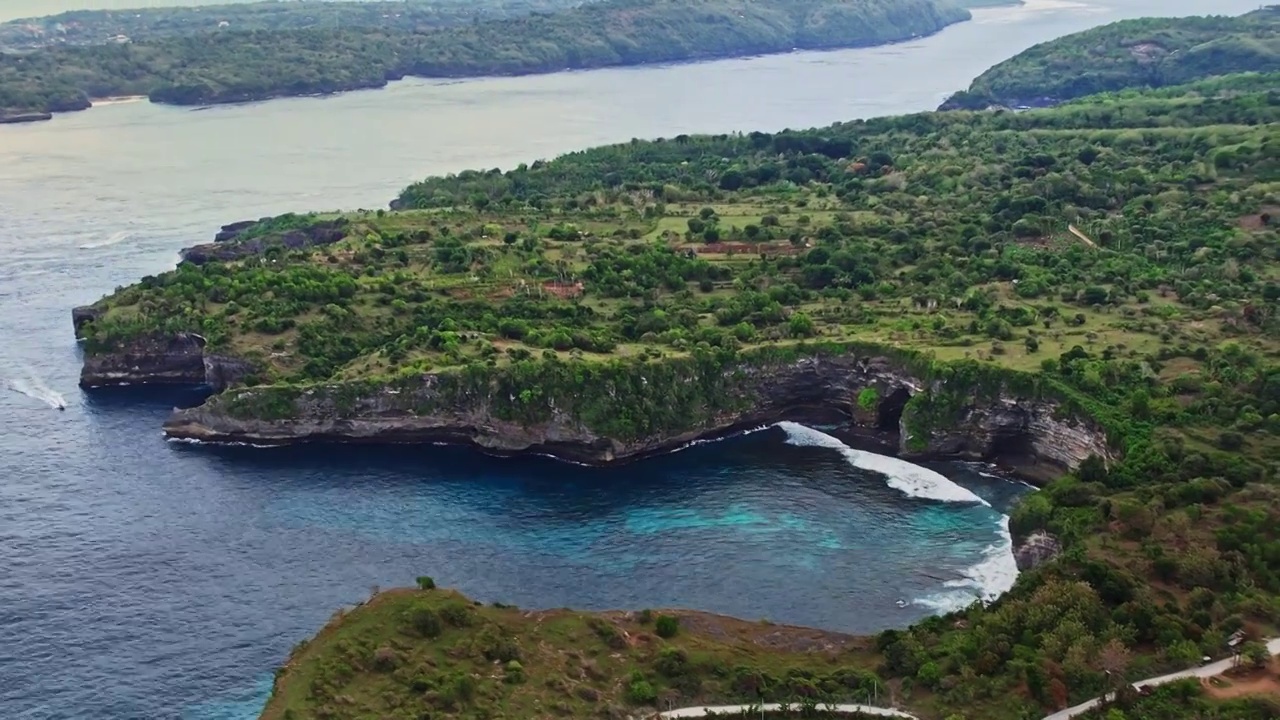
left=942, top=7, right=1280, bottom=109
left=0, top=0, right=969, bottom=119
left=0, top=0, right=583, bottom=50
left=87, top=73, right=1280, bottom=720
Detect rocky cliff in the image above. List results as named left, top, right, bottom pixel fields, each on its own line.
left=912, top=400, right=1113, bottom=482
left=78, top=333, right=255, bottom=391
left=179, top=218, right=349, bottom=265
left=158, top=352, right=1114, bottom=473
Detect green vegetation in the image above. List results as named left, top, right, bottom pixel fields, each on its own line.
left=1078, top=680, right=1280, bottom=720
left=78, top=72, right=1280, bottom=720
left=260, top=587, right=885, bottom=720
left=0, top=0, right=582, bottom=50
left=0, top=0, right=969, bottom=117
left=942, top=7, right=1280, bottom=109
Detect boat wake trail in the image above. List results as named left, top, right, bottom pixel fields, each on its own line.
left=79, top=231, right=131, bottom=249
left=6, top=374, right=67, bottom=410
left=775, top=422, right=989, bottom=505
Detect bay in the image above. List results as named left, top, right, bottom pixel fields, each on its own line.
left=0, top=1, right=1253, bottom=718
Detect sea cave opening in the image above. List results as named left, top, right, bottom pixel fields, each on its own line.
left=987, top=430, right=1036, bottom=464
left=876, top=388, right=912, bottom=432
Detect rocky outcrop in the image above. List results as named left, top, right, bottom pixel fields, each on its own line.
left=80, top=334, right=208, bottom=388
left=202, top=354, right=257, bottom=392
left=79, top=333, right=256, bottom=391
left=158, top=353, right=1114, bottom=472
left=907, top=399, right=1113, bottom=481
left=71, top=305, right=103, bottom=338
left=213, top=220, right=258, bottom=242
left=180, top=218, right=349, bottom=265
left=1013, top=531, right=1062, bottom=571
left=0, top=112, right=53, bottom=124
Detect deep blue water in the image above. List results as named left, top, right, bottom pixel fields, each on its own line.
left=1, top=381, right=1024, bottom=719
left=2, top=1, right=1259, bottom=716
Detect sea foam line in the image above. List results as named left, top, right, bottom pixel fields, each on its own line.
left=775, top=421, right=989, bottom=506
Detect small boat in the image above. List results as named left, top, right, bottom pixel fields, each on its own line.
left=56, top=403, right=66, bottom=411
left=895, top=599, right=908, bottom=608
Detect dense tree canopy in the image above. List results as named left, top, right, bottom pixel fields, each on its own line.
left=0, top=0, right=583, bottom=50
left=942, top=7, right=1280, bottom=109
left=0, top=0, right=969, bottom=117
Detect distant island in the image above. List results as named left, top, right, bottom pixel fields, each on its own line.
left=941, top=6, right=1280, bottom=109
left=0, top=0, right=971, bottom=121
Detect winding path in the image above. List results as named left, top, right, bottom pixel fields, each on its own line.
left=658, top=638, right=1280, bottom=720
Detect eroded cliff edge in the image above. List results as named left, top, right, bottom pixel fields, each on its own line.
left=139, top=343, right=1114, bottom=475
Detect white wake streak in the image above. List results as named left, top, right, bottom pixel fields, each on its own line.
left=7, top=376, right=66, bottom=409
left=79, top=231, right=131, bottom=249
left=776, top=422, right=989, bottom=505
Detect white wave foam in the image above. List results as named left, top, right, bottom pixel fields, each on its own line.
left=7, top=376, right=66, bottom=410
left=165, top=436, right=277, bottom=449
left=914, top=515, right=1018, bottom=613
left=776, top=422, right=988, bottom=505
left=79, top=230, right=131, bottom=249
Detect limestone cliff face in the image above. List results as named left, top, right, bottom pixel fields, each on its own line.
left=159, top=353, right=1114, bottom=473
left=79, top=334, right=254, bottom=391
left=906, top=399, right=1114, bottom=481
left=80, top=334, right=207, bottom=388
left=71, top=306, right=103, bottom=338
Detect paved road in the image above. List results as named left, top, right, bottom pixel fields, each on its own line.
left=660, top=638, right=1280, bottom=720
left=1043, top=638, right=1280, bottom=720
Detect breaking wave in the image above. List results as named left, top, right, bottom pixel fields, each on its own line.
left=776, top=422, right=989, bottom=505
left=913, top=515, right=1018, bottom=614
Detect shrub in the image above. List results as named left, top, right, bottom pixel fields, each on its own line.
left=416, top=576, right=436, bottom=590
left=479, top=626, right=521, bottom=663
left=655, top=615, right=680, bottom=638
left=1217, top=431, right=1244, bottom=451
left=372, top=646, right=398, bottom=672
left=655, top=647, right=690, bottom=677
left=407, top=605, right=444, bottom=638
left=589, top=618, right=627, bottom=649
left=441, top=602, right=475, bottom=628
left=626, top=674, right=658, bottom=705
left=638, top=609, right=654, bottom=624
left=504, top=660, right=526, bottom=684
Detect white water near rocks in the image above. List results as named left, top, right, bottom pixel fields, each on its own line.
left=914, top=516, right=1020, bottom=614
left=776, top=422, right=1019, bottom=610
left=777, top=422, right=990, bottom=505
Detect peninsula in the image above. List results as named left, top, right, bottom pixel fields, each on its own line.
left=71, top=42, right=1280, bottom=720
left=941, top=6, right=1280, bottom=109
left=0, top=0, right=970, bottom=119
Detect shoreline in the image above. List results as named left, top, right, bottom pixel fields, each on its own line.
left=9, top=11, right=978, bottom=122
left=156, top=384, right=1054, bottom=489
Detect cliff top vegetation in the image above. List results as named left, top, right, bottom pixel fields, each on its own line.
left=261, top=584, right=889, bottom=720
left=942, top=7, right=1280, bottom=109
left=77, top=73, right=1280, bottom=720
